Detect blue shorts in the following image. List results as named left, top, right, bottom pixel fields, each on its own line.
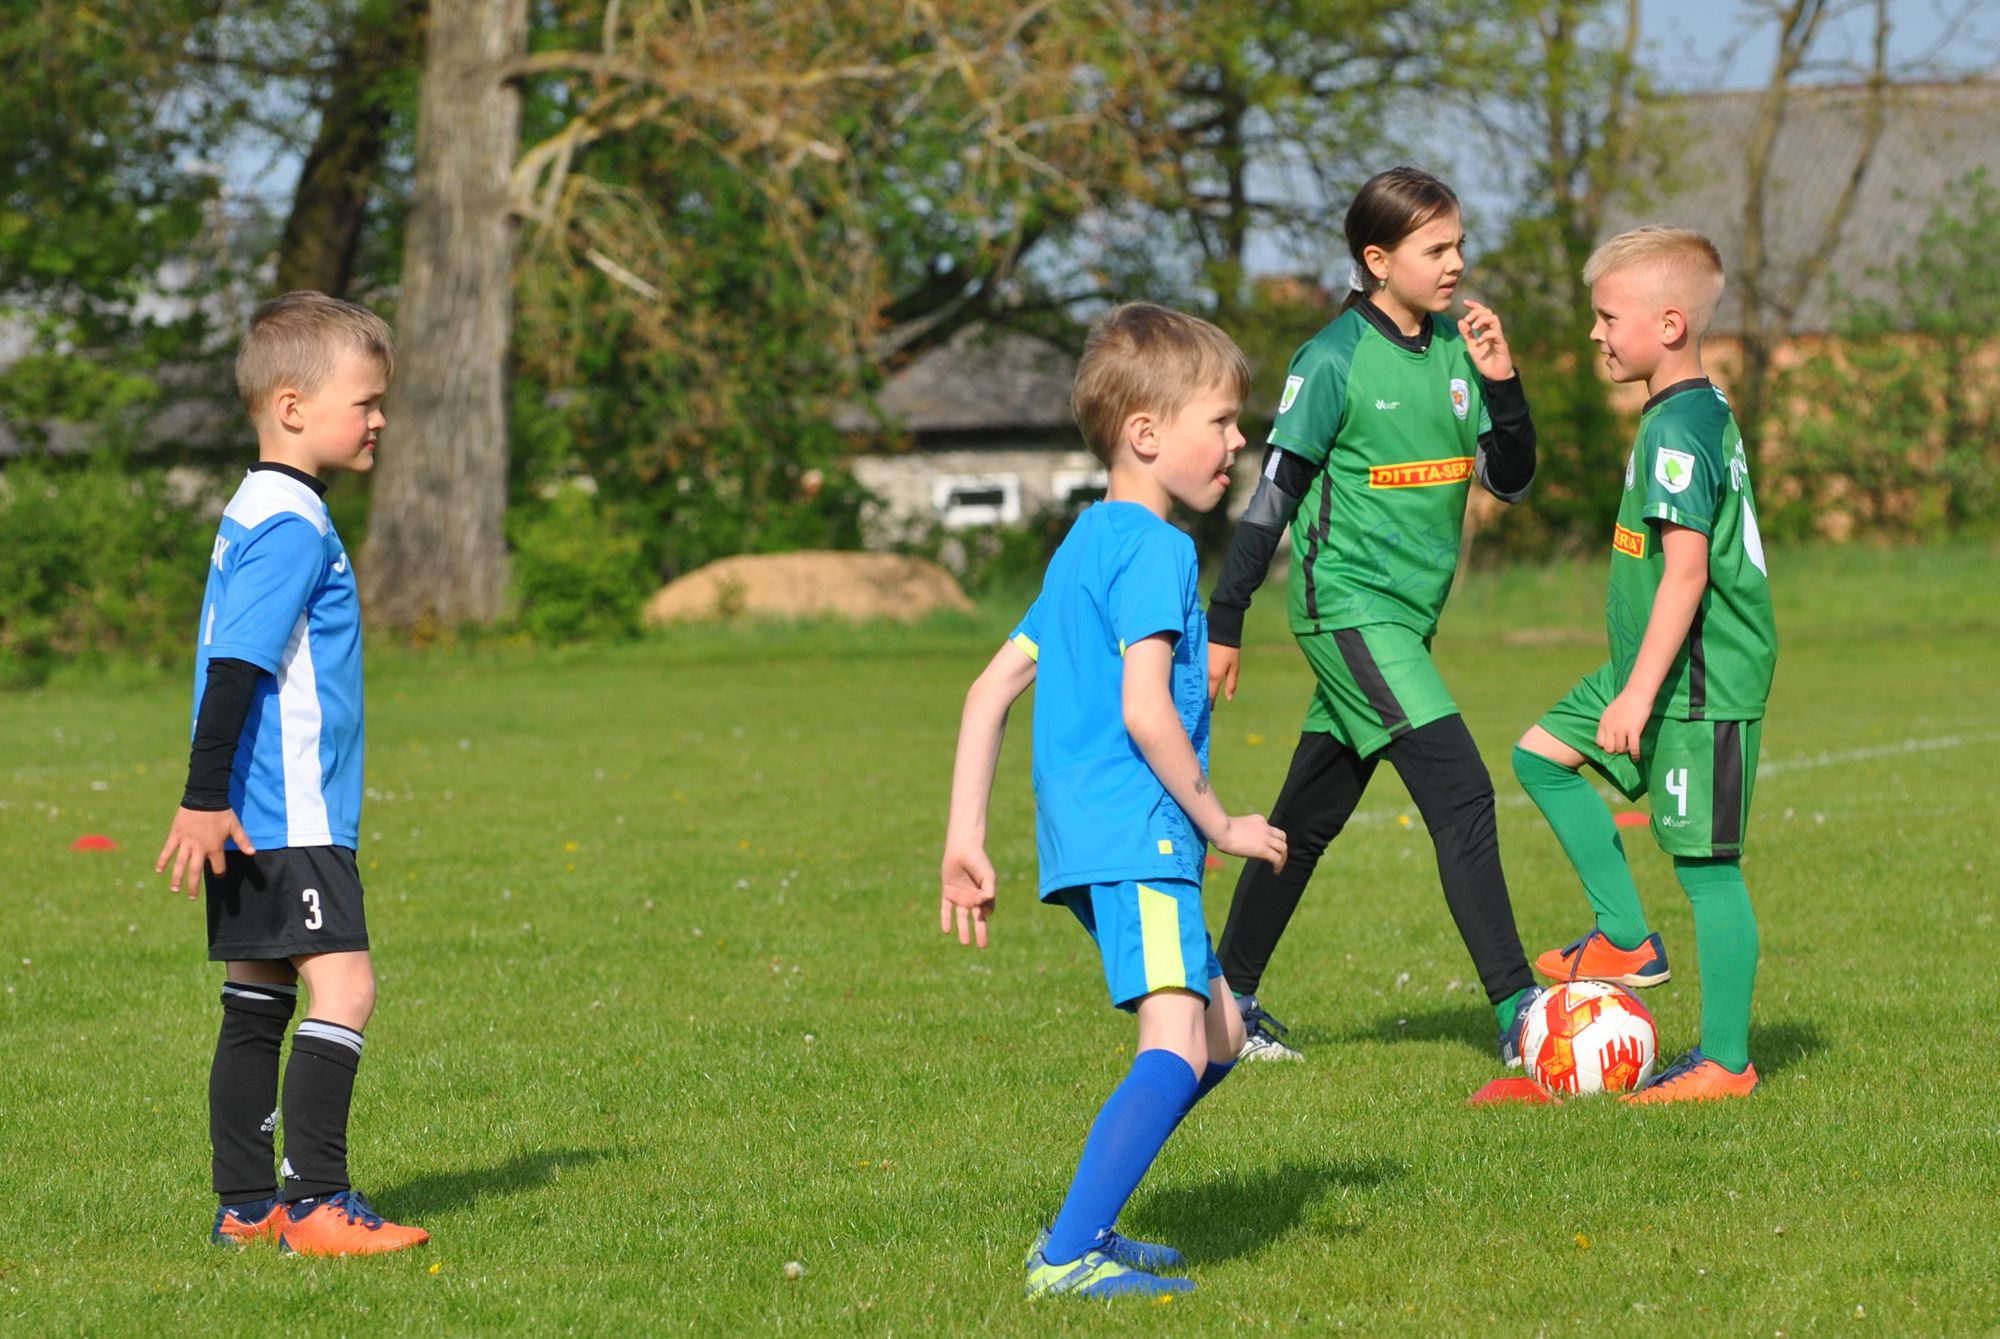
left=1061, top=878, right=1222, bottom=1011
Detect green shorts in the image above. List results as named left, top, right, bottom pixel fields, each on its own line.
left=1298, top=623, right=1461, bottom=758
left=1538, top=662, right=1762, bottom=859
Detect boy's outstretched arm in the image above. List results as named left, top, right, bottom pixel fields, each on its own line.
left=1123, top=635, right=1287, bottom=871
left=1600, top=522, right=1709, bottom=758
left=940, top=641, right=1038, bottom=948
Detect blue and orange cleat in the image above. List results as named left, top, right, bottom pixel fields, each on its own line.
left=211, top=1196, right=284, bottom=1246
left=1621, top=1049, right=1759, bottom=1105
left=277, top=1189, right=429, bottom=1256
left=1536, top=929, right=1671, bottom=989
left=1027, top=1224, right=1184, bottom=1274
left=1024, top=1244, right=1194, bottom=1299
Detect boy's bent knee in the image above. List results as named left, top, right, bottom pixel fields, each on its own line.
left=1516, top=727, right=1586, bottom=773
left=294, top=952, right=376, bottom=1031
left=1135, top=987, right=1209, bottom=1069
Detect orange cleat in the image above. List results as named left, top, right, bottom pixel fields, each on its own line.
left=277, top=1190, right=429, bottom=1256
left=212, top=1197, right=284, bottom=1246
left=1621, top=1050, right=1759, bottom=1104
left=1536, top=929, right=1670, bottom=988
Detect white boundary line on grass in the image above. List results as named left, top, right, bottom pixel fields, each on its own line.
left=1752, top=730, right=2000, bottom=778
left=1331, top=729, right=2000, bottom=828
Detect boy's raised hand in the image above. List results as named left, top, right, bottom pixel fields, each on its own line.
left=1208, top=644, right=1241, bottom=704
left=939, top=842, right=997, bottom=948
left=1457, top=300, right=1515, bottom=381
left=1213, top=814, right=1287, bottom=874
left=156, top=806, right=255, bottom=900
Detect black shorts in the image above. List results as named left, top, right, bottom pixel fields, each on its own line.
left=204, top=846, right=370, bottom=962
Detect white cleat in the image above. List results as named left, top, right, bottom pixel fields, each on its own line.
left=1236, top=997, right=1304, bottom=1062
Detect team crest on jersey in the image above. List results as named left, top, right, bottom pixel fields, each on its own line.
left=1279, top=375, right=1304, bottom=414
left=1624, top=449, right=1635, bottom=490
left=1448, top=378, right=1469, bottom=420
left=1655, top=448, right=1696, bottom=494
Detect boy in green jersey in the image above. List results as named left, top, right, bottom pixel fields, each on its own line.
left=1208, top=166, right=1545, bottom=1066
left=1514, top=226, right=1777, bottom=1103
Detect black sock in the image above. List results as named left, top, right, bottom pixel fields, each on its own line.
left=280, top=1019, right=364, bottom=1204
left=210, top=980, right=297, bottom=1202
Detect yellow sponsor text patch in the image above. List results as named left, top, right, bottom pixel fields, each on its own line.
left=1613, top=523, right=1646, bottom=558
left=1367, top=456, right=1474, bottom=489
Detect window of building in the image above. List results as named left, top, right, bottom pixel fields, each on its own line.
left=934, top=474, right=1022, bottom=528
left=1051, top=468, right=1109, bottom=511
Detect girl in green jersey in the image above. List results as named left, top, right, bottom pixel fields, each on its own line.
left=1206, top=166, right=1543, bottom=1063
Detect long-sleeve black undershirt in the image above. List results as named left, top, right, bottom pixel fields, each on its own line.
left=1208, top=366, right=1537, bottom=649
left=182, top=657, right=261, bottom=810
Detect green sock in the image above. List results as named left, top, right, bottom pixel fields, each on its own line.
left=1673, top=856, right=1758, bottom=1073
left=1495, top=986, right=1534, bottom=1034
left=1512, top=746, right=1650, bottom=949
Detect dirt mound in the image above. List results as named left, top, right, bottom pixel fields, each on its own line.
left=643, top=551, right=973, bottom=625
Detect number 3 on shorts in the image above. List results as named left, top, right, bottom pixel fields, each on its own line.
left=302, top=887, right=323, bottom=931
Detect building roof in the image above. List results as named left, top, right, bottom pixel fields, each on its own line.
left=836, top=324, right=1077, bottom=436
left=1614, top=79, right=2000, bottom=334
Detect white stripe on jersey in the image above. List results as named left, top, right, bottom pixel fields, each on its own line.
left=222, top=470, right=330, bottom=534
left=278, top=611, right=334, bottom=846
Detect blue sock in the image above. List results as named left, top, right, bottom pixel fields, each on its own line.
left=1042, top=1050, right=1201, bottom=1266
left=1164, top=1057, right=1237, bottom=1141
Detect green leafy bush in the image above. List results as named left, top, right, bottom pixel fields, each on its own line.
left=506, top=484, right=650, bottom=646
left=0, top=460, right=210, bottom=686
left=895, top=504, right=1080, bottom=601
left=1764, top=169, right=2000, bottom=542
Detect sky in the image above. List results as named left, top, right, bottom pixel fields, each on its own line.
left=214, top=3, right=2000, bottom=283
left=1240, top=0, right=2000, bottom=279
left=1638, top=0, right=1998, bottom=90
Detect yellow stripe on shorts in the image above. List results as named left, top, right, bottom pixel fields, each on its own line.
left=1136, top=883, right=1186, bottom=995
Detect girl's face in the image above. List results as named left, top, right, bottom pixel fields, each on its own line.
left=1365, top=210, right=1465, bottom=316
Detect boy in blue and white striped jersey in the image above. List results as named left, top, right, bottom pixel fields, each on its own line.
left=156, top=291, right=427, bottom=1256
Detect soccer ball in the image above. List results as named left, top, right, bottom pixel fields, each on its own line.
left=1519, top=981, right=1657, bottom=1095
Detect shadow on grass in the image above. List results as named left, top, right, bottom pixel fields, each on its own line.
left=1330, top=1003, right=1496, bottom=1060
left=1126, top=1157, right=1402, bottom=1263
left=1747, top=1018, right=1825, bottom=1078
left=376, top=1147, right=623, bottom=1218
left=1334, top=1007, right=1828, bottom=1080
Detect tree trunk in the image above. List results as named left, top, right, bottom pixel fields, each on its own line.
left=362, top=0, right=526, bottom=629
left=273, top=0, right=425, bottom=297
left=1735, top=0, right=1826, bottom=436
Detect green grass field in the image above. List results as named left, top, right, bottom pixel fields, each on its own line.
left=4, top=543, right=1998, bottom=1334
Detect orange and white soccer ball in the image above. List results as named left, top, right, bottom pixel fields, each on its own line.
left=1519, top=981, right=1657, bottom=1095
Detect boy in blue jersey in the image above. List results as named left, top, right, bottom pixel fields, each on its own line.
left=155, top=292, right=427, bottom=1256
left=940, top=303, right=1288, bottom=1298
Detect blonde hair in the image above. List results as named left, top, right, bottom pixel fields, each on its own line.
left=1584, top=226, right=1727, bottom=336
left=235, top=291, right=396, bottom=413
left=1071, top=303, right=1251, bottom=465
